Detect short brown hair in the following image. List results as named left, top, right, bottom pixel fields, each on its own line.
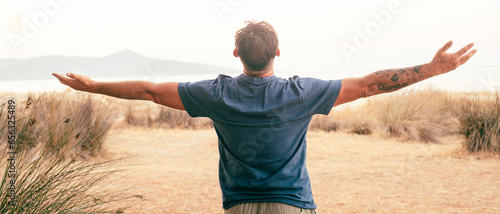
left=235, top=20, right=279, bottom=71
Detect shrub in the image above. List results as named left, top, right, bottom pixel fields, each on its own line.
left=455, top=93, right=500, bottom=152
left=0, top=97, right=141, bottom=213
left=310, top=89, right=459, bottom=141
left=125, top=103, right=154, bottom=127
left=25, top=92, right=115, bottom=157
left=309, top=115, right=340, bottom=132
left=341, top=107, right=374, bottom=135
left=124, top=102, right=212, bottom=129
left=372, top=89, right=457, bottom=143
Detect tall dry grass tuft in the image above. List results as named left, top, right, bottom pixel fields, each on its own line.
left=372, top=89, right=458, bottom=142
left=310, top=89, right=459, bottom=142
left=24, top=92, right=115, bottom=157
left=124, top=102, right=212, bottom=129
left=125, top=103, right=155, bottom=127
left=0, top=96, right=141, bottom=213
left=309, top=115, right=340, bottom=132
left=454, top=93, right=500, bottom=152
left=340, top=106, right=375, bottom=135
left=156, top=106, right=212, bottom=129
left=310, top=105, right=374, bottom=135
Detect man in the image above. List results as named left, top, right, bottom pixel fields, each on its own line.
left=53, top=21, right=476, bottom=213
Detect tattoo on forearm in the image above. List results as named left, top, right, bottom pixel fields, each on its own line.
left=378, top=83, right=409, bottom=91
left=398, top=68, right=406, bottom=74
left=412, top=65, right=422, bottom=74
left=374, top=65, right=424, bottom=92
left=390, top=74, right=400, bottom=83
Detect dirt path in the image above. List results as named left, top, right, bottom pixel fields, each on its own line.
left=101, top=128, right=500, bottom=214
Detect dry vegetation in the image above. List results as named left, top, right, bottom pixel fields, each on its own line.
left=311, top=89, right=456, bottom=142
left=1, top=88, right=499, bottom=213
left=124, top=101, right=212, bottom=129
left=0, top=92, right=114, bottom=157
left=0, top=92, right=141, bottom=213
left=311, top=88, right=500, bottom=151
left=455, top=93, right=500, bottom=152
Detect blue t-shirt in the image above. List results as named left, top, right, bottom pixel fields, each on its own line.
left=177, top=74, right=341, bottom=209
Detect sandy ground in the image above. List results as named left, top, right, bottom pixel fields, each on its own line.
left=100, top=127, right=500, bottom=214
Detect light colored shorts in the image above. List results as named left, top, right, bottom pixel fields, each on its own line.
left=224, top=202, right=317, bottom=214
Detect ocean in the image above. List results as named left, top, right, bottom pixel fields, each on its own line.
left=0, top=67, right=499, bottom=93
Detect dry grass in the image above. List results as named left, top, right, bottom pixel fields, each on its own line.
left=311, top=100, right=374, bottom=135
left=0, top=95, right=141, bottom=213
left=310, top=89, right=461, bottom=143
left=18, top=89, right=495, bottom=149
left=309, top=115, right=340, bottom=132
left=372, top=89, right=458, bottom=142
left=310, top=89, right=500, bottom=153
left=125, top=104, right=212, bottom=129
left=454, top=93, right=500, bottom=152
left=3, top=88, right=499, bottom=213
left=0, top=92, right=116, bottom=157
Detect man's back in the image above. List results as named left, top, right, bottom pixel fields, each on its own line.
left=178, top=74, right=341, bottom=209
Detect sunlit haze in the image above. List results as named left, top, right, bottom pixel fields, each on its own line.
left=1, top=0, right=499, bottom=76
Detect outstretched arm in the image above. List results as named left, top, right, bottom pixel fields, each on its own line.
left=334, top=41, right=477, bottom=107
left=52, top=73, right=185, bottom=110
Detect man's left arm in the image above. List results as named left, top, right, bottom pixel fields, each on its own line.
left=334, top=41, right=477, bottom=107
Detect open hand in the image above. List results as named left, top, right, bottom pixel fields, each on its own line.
left=430, top=41, right=477, bottom=75
left=52, top=73, right=97, bottom=92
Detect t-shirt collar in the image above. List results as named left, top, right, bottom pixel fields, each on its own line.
left=238, top=73, right=278, bottom=85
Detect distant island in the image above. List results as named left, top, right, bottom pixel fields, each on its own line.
left=0, top=50, right=239, bottom=81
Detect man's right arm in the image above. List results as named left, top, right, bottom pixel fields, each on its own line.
left=333, top=41, right=477, bottom=107
left=52, top=73, right=185, bottom=110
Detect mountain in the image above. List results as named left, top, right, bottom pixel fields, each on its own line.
left=0, top=50, right=240, bottom=81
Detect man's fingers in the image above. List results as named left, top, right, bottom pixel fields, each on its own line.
left=437, top=40, right=453, bottom=56
left=459, top=49, right=477, bottom=65
left=52, top=73, right=68, bottom=84
left=67, top=73, right=89, bottom=83
left=53, top=73, right=74, bottom=81
left=53, top=73, right=79, bottom=87
left=66, top=73, right=79, bottom=80
left=455, top=43, right=475, bottom=56
left=52, top=73, right=63, bottom=79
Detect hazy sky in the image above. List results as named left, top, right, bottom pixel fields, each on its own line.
left=1, top=0, right=499, bottom=75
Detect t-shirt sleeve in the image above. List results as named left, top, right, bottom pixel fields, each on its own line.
left=177, top=80, right=214, bottom=117
left=301, top=78, right=342, bottom=115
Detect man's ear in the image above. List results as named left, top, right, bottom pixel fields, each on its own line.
left=233, top=49, right=239, bottom=57
left=276, top=48, right=280, bottom=57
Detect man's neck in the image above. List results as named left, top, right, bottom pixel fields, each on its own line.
left=243, top=66, right=275, bottom=78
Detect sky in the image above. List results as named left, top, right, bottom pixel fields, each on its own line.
left=0, top=0, right=499, bottom=77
